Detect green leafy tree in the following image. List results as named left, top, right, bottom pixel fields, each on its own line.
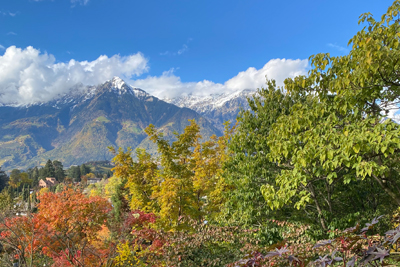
left=9, top=169, right=22, bottom=188
left=221, top=83, right=297, bottom=227
left=263, top=1, right=400, bottom=230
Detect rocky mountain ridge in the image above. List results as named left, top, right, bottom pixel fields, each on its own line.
left=163, top=89, right=255, bottom=131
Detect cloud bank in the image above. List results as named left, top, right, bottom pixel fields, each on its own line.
left=0, top=45, right=308, bottom=105
left=131, top=58, right=308, bottom=99
left=0, top=46, right=148, bottom=104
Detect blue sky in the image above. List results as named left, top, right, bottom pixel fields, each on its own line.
left=0, top=0, right=395, bottom=104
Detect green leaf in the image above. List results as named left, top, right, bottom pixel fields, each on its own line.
left=353, top=144, right=360, bottom=154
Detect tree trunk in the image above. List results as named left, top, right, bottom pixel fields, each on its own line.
left=308, top=184, right=327, bottom=230
left=372, top=174, right=400, bottom=206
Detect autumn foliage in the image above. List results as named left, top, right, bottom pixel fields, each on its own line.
left=4, top=2, right=400, bottom=266
left=0, top=188, right=113, bottom=266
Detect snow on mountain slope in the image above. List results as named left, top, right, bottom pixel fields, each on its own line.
left=1, top=75, right=254, bottom=131
left=109, top=76, right=149, bottom=99
left=1, top=77, right=150, bottom=109
left=163, top=89, right=256, bottom=131
left=46, top=77, right=150, bottom=109
left=163, top=89, right=255, bottom=113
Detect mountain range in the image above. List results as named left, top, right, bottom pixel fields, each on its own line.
left=0, top=77, right=254, bottom=170
left=163, top=89, right=254, bottom=132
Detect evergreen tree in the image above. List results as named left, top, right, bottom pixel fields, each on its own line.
left=0, top=167, right=9, bottom=192
left=68, top=166, right=81, bottom=182
left=53, top=160, right=65, bottom=182
left=39, top=167, right=45, bottom=179
left=7, top=186, right=14, bottom=200
left=110, top=179, right=129, bottom=222
left=31, top=166, right=40, bottom=186
left=28, top=186, right=31, bottom=211
left=80, top=164, right=90, bottom=176
left=22, top=185, right=26, bottom=202
left=43, top=159, right=56, bottom=178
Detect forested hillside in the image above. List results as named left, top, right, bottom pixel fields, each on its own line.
left=1, top=1, right=400, bottom=266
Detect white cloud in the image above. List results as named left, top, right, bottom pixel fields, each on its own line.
left=131, top=58, right=309, bottom=99
left=177, top=44, right=188, bottom=55
left=160, top=39, right=191, bottom=56
left=0, top=46, right=148, bottom=105
left=71, top=0, right=90, bottom=6
left=328, top=43, right=349, bottom=53
left=7, top=32, right=17, bottom=36
left=1, top=11, right=17, bottom=16
left=0, top=45, right=4, bottom=50
left=0, top=46, right=308, bottom=105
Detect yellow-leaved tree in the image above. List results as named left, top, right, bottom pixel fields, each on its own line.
left=191, top=122, right=234, bottom=221
left=111, top=119, right=232, bottom=229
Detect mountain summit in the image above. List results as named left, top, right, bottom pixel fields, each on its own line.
left=107, top=76, right=149, bottom=98
left=0, top=78, right=220, bottom=169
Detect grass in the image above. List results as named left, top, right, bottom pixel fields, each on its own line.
left=1, top=135, right=14, bottom=141
left=96, top=116, right=111, bottom=123
left=122, top=120, right=142, bottom=134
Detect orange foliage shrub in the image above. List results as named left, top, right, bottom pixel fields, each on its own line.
left=0, top=188, right=114, bottom=267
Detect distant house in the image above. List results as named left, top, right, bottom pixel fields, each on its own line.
left=39, top=177, right=59, bottom=188
left=87, top=178, right=102, bottom=184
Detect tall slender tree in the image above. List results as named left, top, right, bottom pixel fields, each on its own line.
left=0, top=167, right=8, bottom=192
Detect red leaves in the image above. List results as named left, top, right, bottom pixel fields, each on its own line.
left=0, top=188, right=113, bottom=266
left=124, top=210, right=157, bottom=230
left=36, top=189, right=113, bottom=266
left=125, top=210, right=165, bottom=253
left=38, top=188, right=111, bottom=233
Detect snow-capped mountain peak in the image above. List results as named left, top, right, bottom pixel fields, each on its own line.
left=45, top=78, right=150, bottom=110
left=163, top=89, right=255, bottom=113
left=163, top=89, right=255, bottom=132
left=108, top=77, right=149, bottom=99
left=110, top=76, right=126, bottom=90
